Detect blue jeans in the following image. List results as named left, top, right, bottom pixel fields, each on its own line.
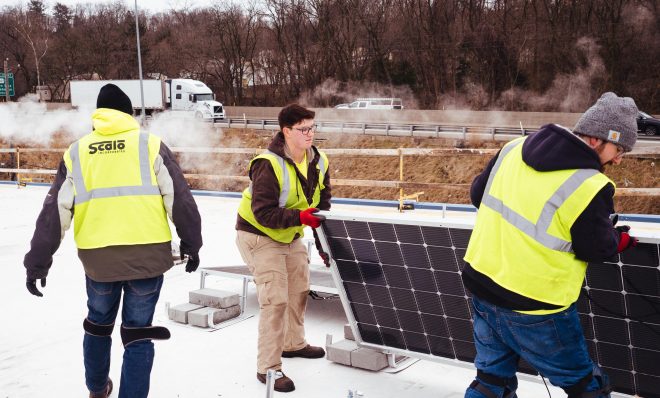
left=465, top=295, right=610, bottom=398
left=84, top=275, right=163, bottom=398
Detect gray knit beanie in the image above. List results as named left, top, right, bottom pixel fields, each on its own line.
left=573, top=92, right=639, bottom=152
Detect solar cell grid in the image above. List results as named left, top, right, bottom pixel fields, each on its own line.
left=626, top=294, right=660, bottom=324
left=408, top=268, right=437, bottom=292
left=637, top=374, right=660, bottom=398
left=319, top=215, right=660, bottom=397
left=401, top=243, right=431, bottom=268
left=622, top=266, right=660, bottom=297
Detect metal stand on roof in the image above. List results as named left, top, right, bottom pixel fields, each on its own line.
left=381, top=352, right=419, bottom=374
left=265, top=369, right=276, bottom=398
left=397, top=148, right=424, bottom=212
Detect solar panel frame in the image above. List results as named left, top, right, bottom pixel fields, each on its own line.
left=317, top=212, right=478, bottom=370
left=316, top=210, right=660, bottom=398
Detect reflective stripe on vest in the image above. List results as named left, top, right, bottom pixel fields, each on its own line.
left=248, top=150, right=326, bottom=208
left=481, top=140, right=598, bottom=253
left=238, top=149, right=328, bottom=243
left=70, top=133, right=160, bottom=204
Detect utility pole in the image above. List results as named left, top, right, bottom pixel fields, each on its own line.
left=134, top=0, right=146, bottom=126
left=3, top=58, right=9, bottom=102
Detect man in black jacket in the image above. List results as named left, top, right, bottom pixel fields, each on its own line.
left=24, top=84, right=202, bottom=398
left=462, top=92, right=639, bottom=398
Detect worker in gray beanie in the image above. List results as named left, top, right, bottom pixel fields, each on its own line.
left=573, top=92, right=639, bottom=153
left=462, top=92, right=639, bottom=398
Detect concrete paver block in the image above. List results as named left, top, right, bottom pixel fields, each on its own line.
left=187, top=305, right=241, bottom=327
left=344, top=323, right=355, bottom=341
left=350, top=347, right=388, bottom=371
left=326, top=339, right=359, bottom=366
left=189, top=288, right=239, bottom=309
left=168, top=303, right=204, bottom=324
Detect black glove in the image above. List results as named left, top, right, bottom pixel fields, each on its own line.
left=615, top=225, right=630, bottom=233
left=26, top=277, right=46, bottom=297
left=180, top=241, right=200, bottom=273
left=610, top=213, right=619, bottom=226
left=185, top=252, right=200, bottom=273
left=319, top=251, right=330, bottom=267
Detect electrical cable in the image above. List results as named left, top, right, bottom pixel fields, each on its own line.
left=308, top=290, right=340, bottom=300
left=585, top=290, right=660, bottom=340
left=585, top=262, right=660, bottom=339
left=541, top=375, right=552, bottom=398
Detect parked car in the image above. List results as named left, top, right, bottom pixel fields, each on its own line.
left=637, top=111, right=660, bottom=136
left=334, top=97, right=404, bottom=110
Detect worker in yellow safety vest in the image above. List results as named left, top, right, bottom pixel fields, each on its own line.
left=462, top=92, right=640, bottom=398
left=236, top=104, right=331, bottom=393
left=24, top=84, right=202, bottom=398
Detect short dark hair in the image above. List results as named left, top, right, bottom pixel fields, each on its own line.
left=278, top=104, right=315, bottom=130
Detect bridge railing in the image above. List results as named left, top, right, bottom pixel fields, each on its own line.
left=1, top=146, right=657, bottom=197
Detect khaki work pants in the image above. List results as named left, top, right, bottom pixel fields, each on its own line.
left=236, top=230, right=310, bottom=374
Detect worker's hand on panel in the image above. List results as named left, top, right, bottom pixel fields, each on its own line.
left=300, top=208, right=325, bottom=228
left=615, top=225, right=638, bottom=252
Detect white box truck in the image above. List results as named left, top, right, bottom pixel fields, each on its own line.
left=70, top=78, right=225, bottom=121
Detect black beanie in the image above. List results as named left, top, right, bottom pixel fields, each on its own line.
left=96, top=84, right=133, bottom=115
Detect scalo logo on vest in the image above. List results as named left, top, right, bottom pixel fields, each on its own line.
left=88, top=140, right=126, bottom=155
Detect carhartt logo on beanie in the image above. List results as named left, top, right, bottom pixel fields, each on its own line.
left=573, top=92, right=638, bottom=152
left=96, top=84, right=133, bottom=115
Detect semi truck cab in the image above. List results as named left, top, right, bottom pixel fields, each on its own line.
left=167, top=78, right=225, bottom=121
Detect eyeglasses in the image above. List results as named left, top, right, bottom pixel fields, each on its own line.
left=614, top=144, right=626, bottom=157
left=290, top=125, right=317, bottom=136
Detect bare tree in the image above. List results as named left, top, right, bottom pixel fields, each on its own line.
left=0, top=0, right=658, bottom=110
left=206, top=2, right=262, bottom=104
left=9, top=0, right=51, bottom=90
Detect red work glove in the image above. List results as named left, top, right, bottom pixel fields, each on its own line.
left=616, top=225, right=638, bottom=252
left=299, top=208, right=325, bottom=228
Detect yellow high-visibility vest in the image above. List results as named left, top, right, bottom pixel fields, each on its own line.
left=63, top=108, right=171, bottom=249
left=238, top=150, right=328, bottom=243
left=464, top=137, right=613, bottom=314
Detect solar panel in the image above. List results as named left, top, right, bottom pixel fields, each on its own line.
left=316, top=211, right=660, bottom=397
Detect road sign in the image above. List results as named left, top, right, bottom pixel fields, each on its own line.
left=0, top=73, right=15, bottom=96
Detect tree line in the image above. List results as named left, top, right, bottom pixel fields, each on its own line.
left=1, top=0, right=659, bottom=112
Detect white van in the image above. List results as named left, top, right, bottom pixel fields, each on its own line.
left=335, top=97, right=404, bottom=110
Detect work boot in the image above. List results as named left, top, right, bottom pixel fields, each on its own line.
left=89, top=378, right=113, bottom=398
left=257, top=371, right=295, bottom=393
left=282, top=344, right=326, bottom=358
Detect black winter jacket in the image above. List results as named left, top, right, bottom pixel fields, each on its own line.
left=24, top=141, right=202, bottom=282
left=462, top=124, right=622, bottom=311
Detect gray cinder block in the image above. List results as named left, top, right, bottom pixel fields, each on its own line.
left=168, top=303, right=204, bottom=324
left=189, top=288, right=239, bottom=309
left=350, top=347, right=388, bottom=371
left=326, top=339, right=359, bottom=366
left=187, top=305, right=241, bottom=327
left=344, top=323, right=355, bottom=341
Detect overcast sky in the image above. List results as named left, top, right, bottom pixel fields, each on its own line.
left=1, top=0, right=220, bottom=13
